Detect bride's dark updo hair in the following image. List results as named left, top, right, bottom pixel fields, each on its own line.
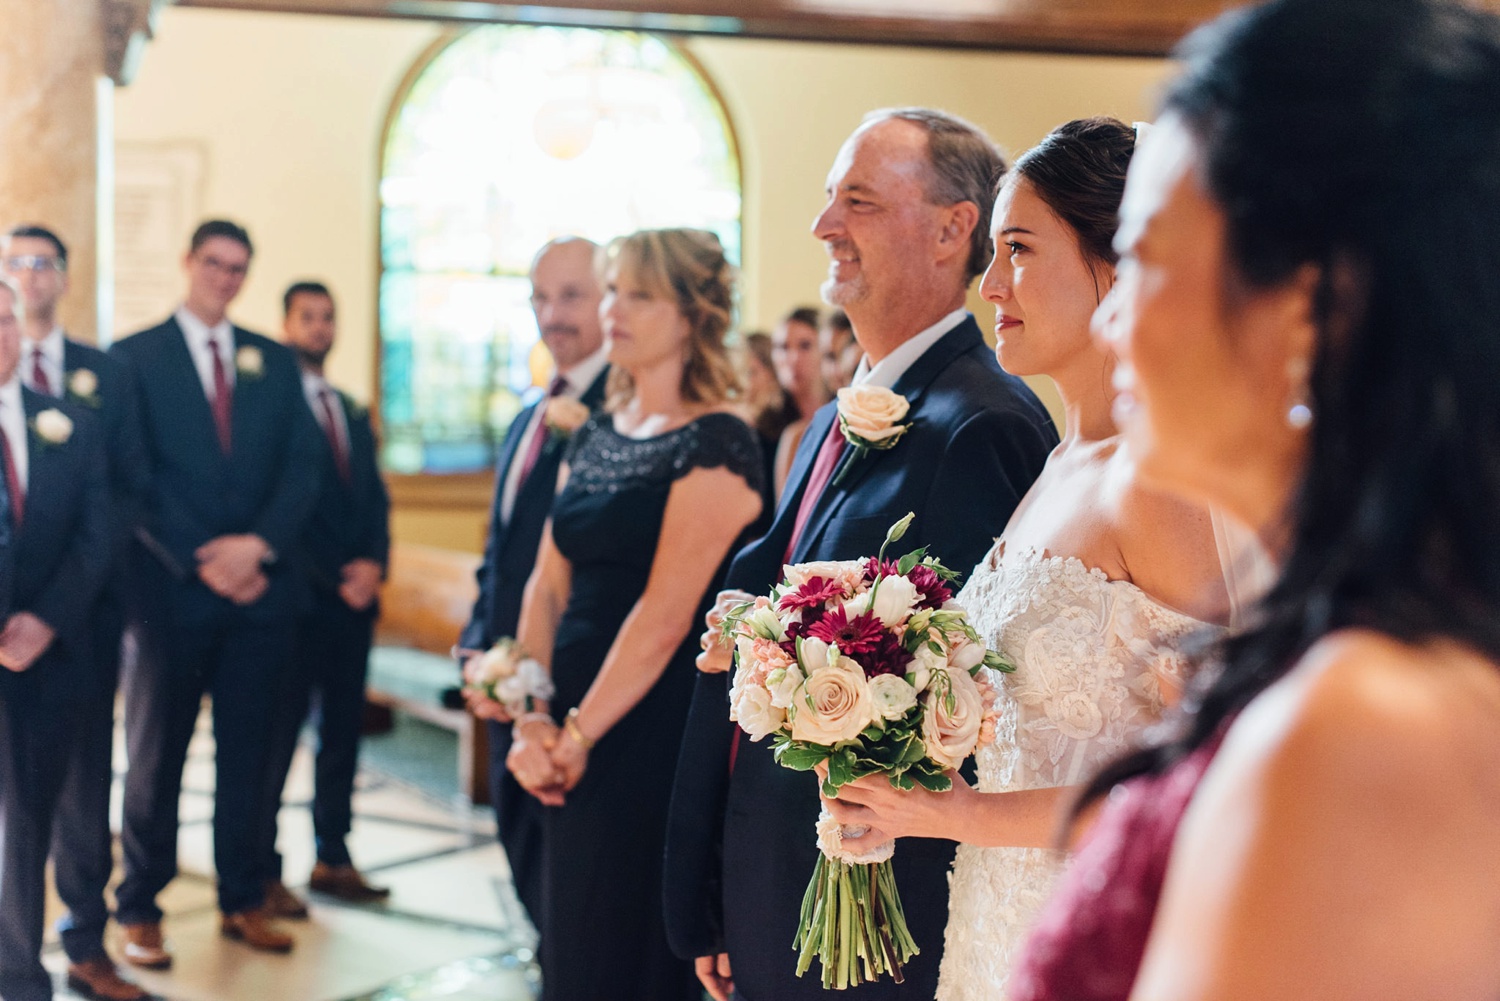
left=1082, top=0, right=1500, bottom=803
left=1008, top=116, right=1136, bottom=276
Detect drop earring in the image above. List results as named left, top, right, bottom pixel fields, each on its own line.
left=1286, top=357, right=1313, bottom=430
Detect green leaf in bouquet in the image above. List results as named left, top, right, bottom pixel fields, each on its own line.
left=717, top=598, right=757, bottom=644
left=897, top=733, right=928, bottom=765
left=828, top=748, right=856, bottom=789
left=776, top=742, right=833, bottom=771
left=895, top=547, right=929, bottom=577
left=909, top=762, right=955, bottom=793
left=919, top=556, right=964, bottom=583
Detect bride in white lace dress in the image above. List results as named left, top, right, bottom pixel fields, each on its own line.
left=820, top=118, right=1262, bottom=998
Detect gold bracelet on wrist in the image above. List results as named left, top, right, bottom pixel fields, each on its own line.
left=563, top=707, right=596, bottom=751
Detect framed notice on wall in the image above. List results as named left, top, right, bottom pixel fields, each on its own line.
left=113, top=142, right=205, bottom=338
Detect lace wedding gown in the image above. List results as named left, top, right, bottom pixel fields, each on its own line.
left=935, top=544, right=1222, bottom=1000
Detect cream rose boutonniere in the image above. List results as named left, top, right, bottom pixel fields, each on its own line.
left=544, top=397, right=590, bottom=439
left=235, top=345, right=265, bottom=379
left=33, top=408, right=73, bottom=446
left=67, top=368, right=101, bottom=408
left=832, top=384, right=911, bottom=486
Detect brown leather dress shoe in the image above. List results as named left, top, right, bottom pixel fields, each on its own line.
left=219, top=909, right=295, bottom=953
left=66, top=957, right=151, bottom=1001
left=308, top=861, right=392, bottom=902
left=263, top=879, right=310, bottom=920
left=119, top=922, right=172, bottom=970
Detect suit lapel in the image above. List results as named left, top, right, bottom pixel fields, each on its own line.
left=162, top=318, right=225, bottom=460
left=789, top=317, right=984, bottom=564
left=20, top=390, right=61, bottom=523
left=229, top=328, right=264, bottom=454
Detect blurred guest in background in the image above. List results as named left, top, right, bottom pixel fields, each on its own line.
left=769, top=306, right=828, bottom=497
left=819, top=308, right=860, bottom=392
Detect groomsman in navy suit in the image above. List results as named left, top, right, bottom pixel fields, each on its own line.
left=0, top=277, right=112, bottom=1001
left=257, top=281, right=391, bottom=914
left=460, top=236, right=609, bottom=924
left=0, top=225, right=149, bottom=1001
left=112, top=220, right=322, bottom=962
left=665, top=109, right=1059, bottom=1001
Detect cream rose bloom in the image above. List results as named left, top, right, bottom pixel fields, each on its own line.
left=947, top=634, right=987, bottom=673
left=731, top=683, right=786, bottom=741
left=68, top=368, right=99, bottom=398
left=544, top=397, right=590, bottom=434
left=235, top=345, right=264, bottom=376
left=34, top=408, right=73, bottom=444
left=868, top=673, right=918, bottom=721
left=790, top=660, right=874, bottom=745
left=921, top=667, right=985, bottom=769
left=836, top=385, right=910, bottom=445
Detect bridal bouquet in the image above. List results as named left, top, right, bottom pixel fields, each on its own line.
left=723, top=514, right=1009, bottom=989
left=462, top=638, right=554, bottom=716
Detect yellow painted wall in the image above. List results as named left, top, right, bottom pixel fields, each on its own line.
left=114, top=7, right=1172, bottom=550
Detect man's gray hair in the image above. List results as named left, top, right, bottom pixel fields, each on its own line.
left=530, top=235, right=601, bottom=275
left=863, top=107, right=1008, bottom=282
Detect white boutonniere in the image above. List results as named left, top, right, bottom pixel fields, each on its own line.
left=235, top=345, right=265, bottom=379
left=32, top=408, right=73, bottom=446
left=66, top=368, right=102, bottom=408
left=832, top=385, right=911, bottom=486
left=544, top=397, right=590, bottom=440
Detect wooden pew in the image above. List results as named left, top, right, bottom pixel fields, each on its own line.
left=369, top=542, right=489, bottom=804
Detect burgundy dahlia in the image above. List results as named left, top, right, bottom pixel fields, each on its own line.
left=804, top=607, right=884, bottom=657
left=907, top=564, right=953, bottom=609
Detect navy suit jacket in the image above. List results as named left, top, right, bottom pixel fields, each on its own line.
left=664, top=316, right=1059, bottom=1000
left=460, top=367, right=610, bottom=651
left=297, top=387, right=390, bottom=608
left=109, top=317, right=323, bottom=622
left=0, top=389, right=111, bottom=703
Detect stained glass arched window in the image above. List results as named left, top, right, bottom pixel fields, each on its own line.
left=379, top=26, right=742, bottom=474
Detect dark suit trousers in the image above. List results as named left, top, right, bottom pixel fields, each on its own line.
left=118, top=598, right=294, bottom=921
left=51, top=593, right=124, bottom=964
left=0, top=692, right=77, bottom=1001
left=260, top=588, right=376, bottom=876
left=486, top=720, right=543, bottom=924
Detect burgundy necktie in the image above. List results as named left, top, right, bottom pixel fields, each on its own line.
left=208, top=335, right=232, bottom=455
left=318, top=387, right=352, bottom=485
left=516, top=376, right=569, bottom=488
left=784, top=416, right=848, bottom=561
left=1, top=419, right=23, bottom=528
left=28, top=348, right=52, bottom=397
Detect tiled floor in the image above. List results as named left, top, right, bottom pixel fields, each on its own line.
left=42, top=711, right=539, bottom=1001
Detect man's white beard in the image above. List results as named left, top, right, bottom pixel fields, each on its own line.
left=821, top=273, right=868, bottom=308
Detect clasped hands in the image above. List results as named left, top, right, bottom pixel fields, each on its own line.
left=196, top=533, right=271, bottom=605
left=695, top=588, right=755, bottom=674
left=505, top=715, right=588, bottom=807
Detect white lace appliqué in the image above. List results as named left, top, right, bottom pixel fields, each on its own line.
left=936, top=546, right=1215, bottom=1001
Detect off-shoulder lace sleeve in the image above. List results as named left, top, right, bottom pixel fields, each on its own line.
left=672, top=412, right=766, bottom=496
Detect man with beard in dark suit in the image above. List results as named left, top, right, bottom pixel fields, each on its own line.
left=0, top=276, right=112, bottom=1001
left=665, top=109, right=1059, bottom=1001
left=257, top=281, right=392, bottom=916
left=112, top=220, right=322, bottom=962
left=460, top=236, right=609, bottom=925
left=0, top=225, right=149, bottom=1001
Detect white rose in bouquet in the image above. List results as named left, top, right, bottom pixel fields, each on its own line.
left=766, top=664, right=806, bottom=709
left=869, top=574, right=919, bottom=628
left=907, top=643, right=945, bottom=693
left=791, top=658, right=874, bottom=745
left=797, top=636, right=831, bottom=674
left=731, top=683, right=786, bottom=741
left=921, top=667, right=985, bottom=770
left=868, top=673, right=918, bottom=721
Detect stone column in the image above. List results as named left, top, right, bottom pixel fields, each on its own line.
left=0, top=0, right=109, bottom=342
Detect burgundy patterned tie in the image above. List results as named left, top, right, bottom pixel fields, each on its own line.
left=516, top=375, right=569, bottom=488
left=208, top=335, right=232, bottom=454
left=28, top=348, right=52, bottom=397
left=783, top=416, right=847, bottom=561
left=318, top=387, right=352, bottom=485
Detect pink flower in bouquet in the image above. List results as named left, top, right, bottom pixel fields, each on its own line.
left=784, top=560, right=868, bottom=594
left=921, top=667, right=985, bottom=770
left=790, top=658, right=875, bottom=744
left=731, top=683, right=786, bottom=741
left=750, top=637, right=795, bottom=675
left=805, top=606, right=884, bottom=657
left=778, top=576, right=849, bottom=613
left=905, top=563, right=953, bottom=609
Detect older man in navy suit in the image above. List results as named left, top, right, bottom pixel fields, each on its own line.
left=665, top=109, right=1059, bottom=1001
left=112, top=220, right=321, bottom=962
left=459, top=236, right=609, bottom=924
left=0, top=224, right=149, bottom=1001
left=256, top=281, right=391, bottom=915
left=0, top=277, right=112, bottom=1001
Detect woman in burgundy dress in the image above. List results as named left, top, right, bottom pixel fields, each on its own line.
left=1011, top=1, right=1500, bottom=999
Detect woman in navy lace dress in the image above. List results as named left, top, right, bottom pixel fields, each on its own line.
left=505, top=229, right=766, bottom=1000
